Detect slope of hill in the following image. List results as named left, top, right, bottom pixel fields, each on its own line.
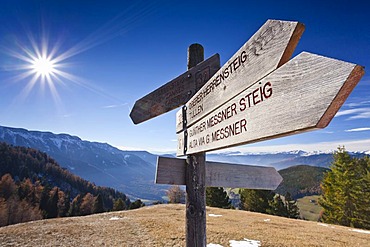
left=0, top=141, right=129, bottom=200
left=275, top=165, right=329, bottom=199
left=0, top=204, right=369, bottom=247
left=0, top=142, right=135, bottom=227
left=1, top=125, right=368, bottom=201
left=0, top=126, right=167, bottom=200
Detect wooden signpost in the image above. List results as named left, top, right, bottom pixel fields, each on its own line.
left=177, top=52, right=364, bottom=155
left=129, top=19, right=365, bottom=247
left=130, top=53, right=220, bottom=124
left=156, top=156, right=282, bottom=189
left=176, top=20, right=304, bottom=133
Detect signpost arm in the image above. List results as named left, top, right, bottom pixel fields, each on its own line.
left=186, top=43, right=206, bottom=247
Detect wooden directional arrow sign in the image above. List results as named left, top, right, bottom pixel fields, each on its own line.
left=176, top=19, right=305, bottom=133
left=156, top=156, right=282, bottom=190
left=130, top=53, right=220, bottom=124
left=177, top=52, right=364, bottom=156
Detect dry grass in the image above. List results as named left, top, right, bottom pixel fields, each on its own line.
left=0, top=204, right=369, bottom=246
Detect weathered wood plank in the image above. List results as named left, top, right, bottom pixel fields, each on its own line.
left=156, top=156, right=283, bottom=190
left=185, top=43, right=207, bottom=247
left=206, top=161, right=282, bottom=189
left=176, top=19, right=305, bottom=132
left=130, top=53, right=220, bottom=124
left=155, top=156, right=186, bottom=185
left=177, top=52, right=364, bottom=156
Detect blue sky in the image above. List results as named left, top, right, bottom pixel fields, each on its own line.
left=0, top=0, right=369, bottom=153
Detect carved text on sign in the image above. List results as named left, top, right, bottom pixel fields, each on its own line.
left=187, top=81, right=273, bottom=150
left=178, top=52, right=364, bottom=156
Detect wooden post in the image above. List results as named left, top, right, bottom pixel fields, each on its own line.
left=186, top=44, right=206, bottom=247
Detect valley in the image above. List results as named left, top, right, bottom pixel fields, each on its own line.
left=0, top=124, right=368, bottom=210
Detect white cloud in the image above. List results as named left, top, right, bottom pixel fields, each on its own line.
left=222, top=138, right=370, bottom=153
left=321, top=131, right=334, bottom=134
left=335, top=107, right=370, bottom=120
left=347, top=111, right=370, bottom=120
left=335, top=108, right=370, bottom=117
left=101, top=103, right=128, bottom=109
left=345, top=127, right=370, bottom=132
left=346, top=101, right=370, bottom=108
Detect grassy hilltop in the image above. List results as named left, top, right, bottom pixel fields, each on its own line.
left=0, top=204, right=369, bottom=247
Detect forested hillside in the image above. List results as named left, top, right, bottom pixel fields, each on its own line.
left=0, top=125, right=163, bottom=200
left=276, top=165, right=329, bottom=199
left=0, top=142, right=133, bottom=227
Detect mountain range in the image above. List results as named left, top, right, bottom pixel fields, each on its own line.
left=0, top=125, right=166, bottom=201
left=207, top=149, right=370, bottom=170
left=0, top=125, right=368, bottom=200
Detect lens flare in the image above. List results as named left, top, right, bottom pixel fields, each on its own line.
left=1, top=1, right=156, bottom=107
left=31, top=56, right=56, bottom=77
left=1, top=33, right=76, bottom=106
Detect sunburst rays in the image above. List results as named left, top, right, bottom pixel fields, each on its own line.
left=1, top=1, right=156, bottom=108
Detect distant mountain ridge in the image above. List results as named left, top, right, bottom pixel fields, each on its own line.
left=0, top=126, right=165, bottom=200
left=1, top=125, right=368, bottom=200
left=207, top=149, right=369, bottom=170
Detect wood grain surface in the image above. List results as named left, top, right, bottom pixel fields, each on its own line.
left=156, top=156, right=282, bottom=189
left=177, top=52, right=364, bottom=155
left=176, top=20, right=304, bottom=132
left=130, top=53, right=220, bottom=124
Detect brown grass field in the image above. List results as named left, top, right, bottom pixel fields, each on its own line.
left=0, top=204, right=369, bottom=246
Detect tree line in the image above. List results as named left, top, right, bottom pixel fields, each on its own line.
left=0, top=142, right=144, bottom=227
left=166, top=186, right=300, bottom=219
left=319, top=147, right=369, bottom=229
left=166, top=147, right=369, bottom=230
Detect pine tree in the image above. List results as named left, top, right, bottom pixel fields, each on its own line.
left=206, top=187, right=231, bottom=208
left=69, top=194, right=82, bottom=216
left=113, top=198, right=126, bottom=211
left=353, top=156, right=370, bottom=229
left=0, top=174, right=16, bottom=200
left=285, top=192, right=300, bottom=219
left=57, top=190, right=69, bottom=217
left=93, top=194, right=104, bottom=214
left=129, top=199, right=145, bottom=210
left=240, top=189, right=274, bottom=213
left=319, top=147, right=370, bottom=229
left=80, top=193, right=94, bottom=216
left=268, top=194, right=288, bottom=217
left=47, top=187, right=59, bottom=218
left=0, top=198, right=8, bottom=226
left=39, top=186, right=50, bottom=218
left=18, top=178, right=34, bottom=203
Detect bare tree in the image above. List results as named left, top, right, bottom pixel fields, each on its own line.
left=166, top=185, right=185, bottom=204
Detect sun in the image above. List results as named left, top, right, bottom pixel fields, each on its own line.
left=31, top=56, right=56, bottom=77
left=4, top=31, right=119, bottom=106
left=3, top=33, right=78, bottom=104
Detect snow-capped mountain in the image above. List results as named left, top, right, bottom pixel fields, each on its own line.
left=1, top=125, right=368, bottom=200
left=0, top=126, right=166, bottom=201
left=207, top=149, right=368, bottom=170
